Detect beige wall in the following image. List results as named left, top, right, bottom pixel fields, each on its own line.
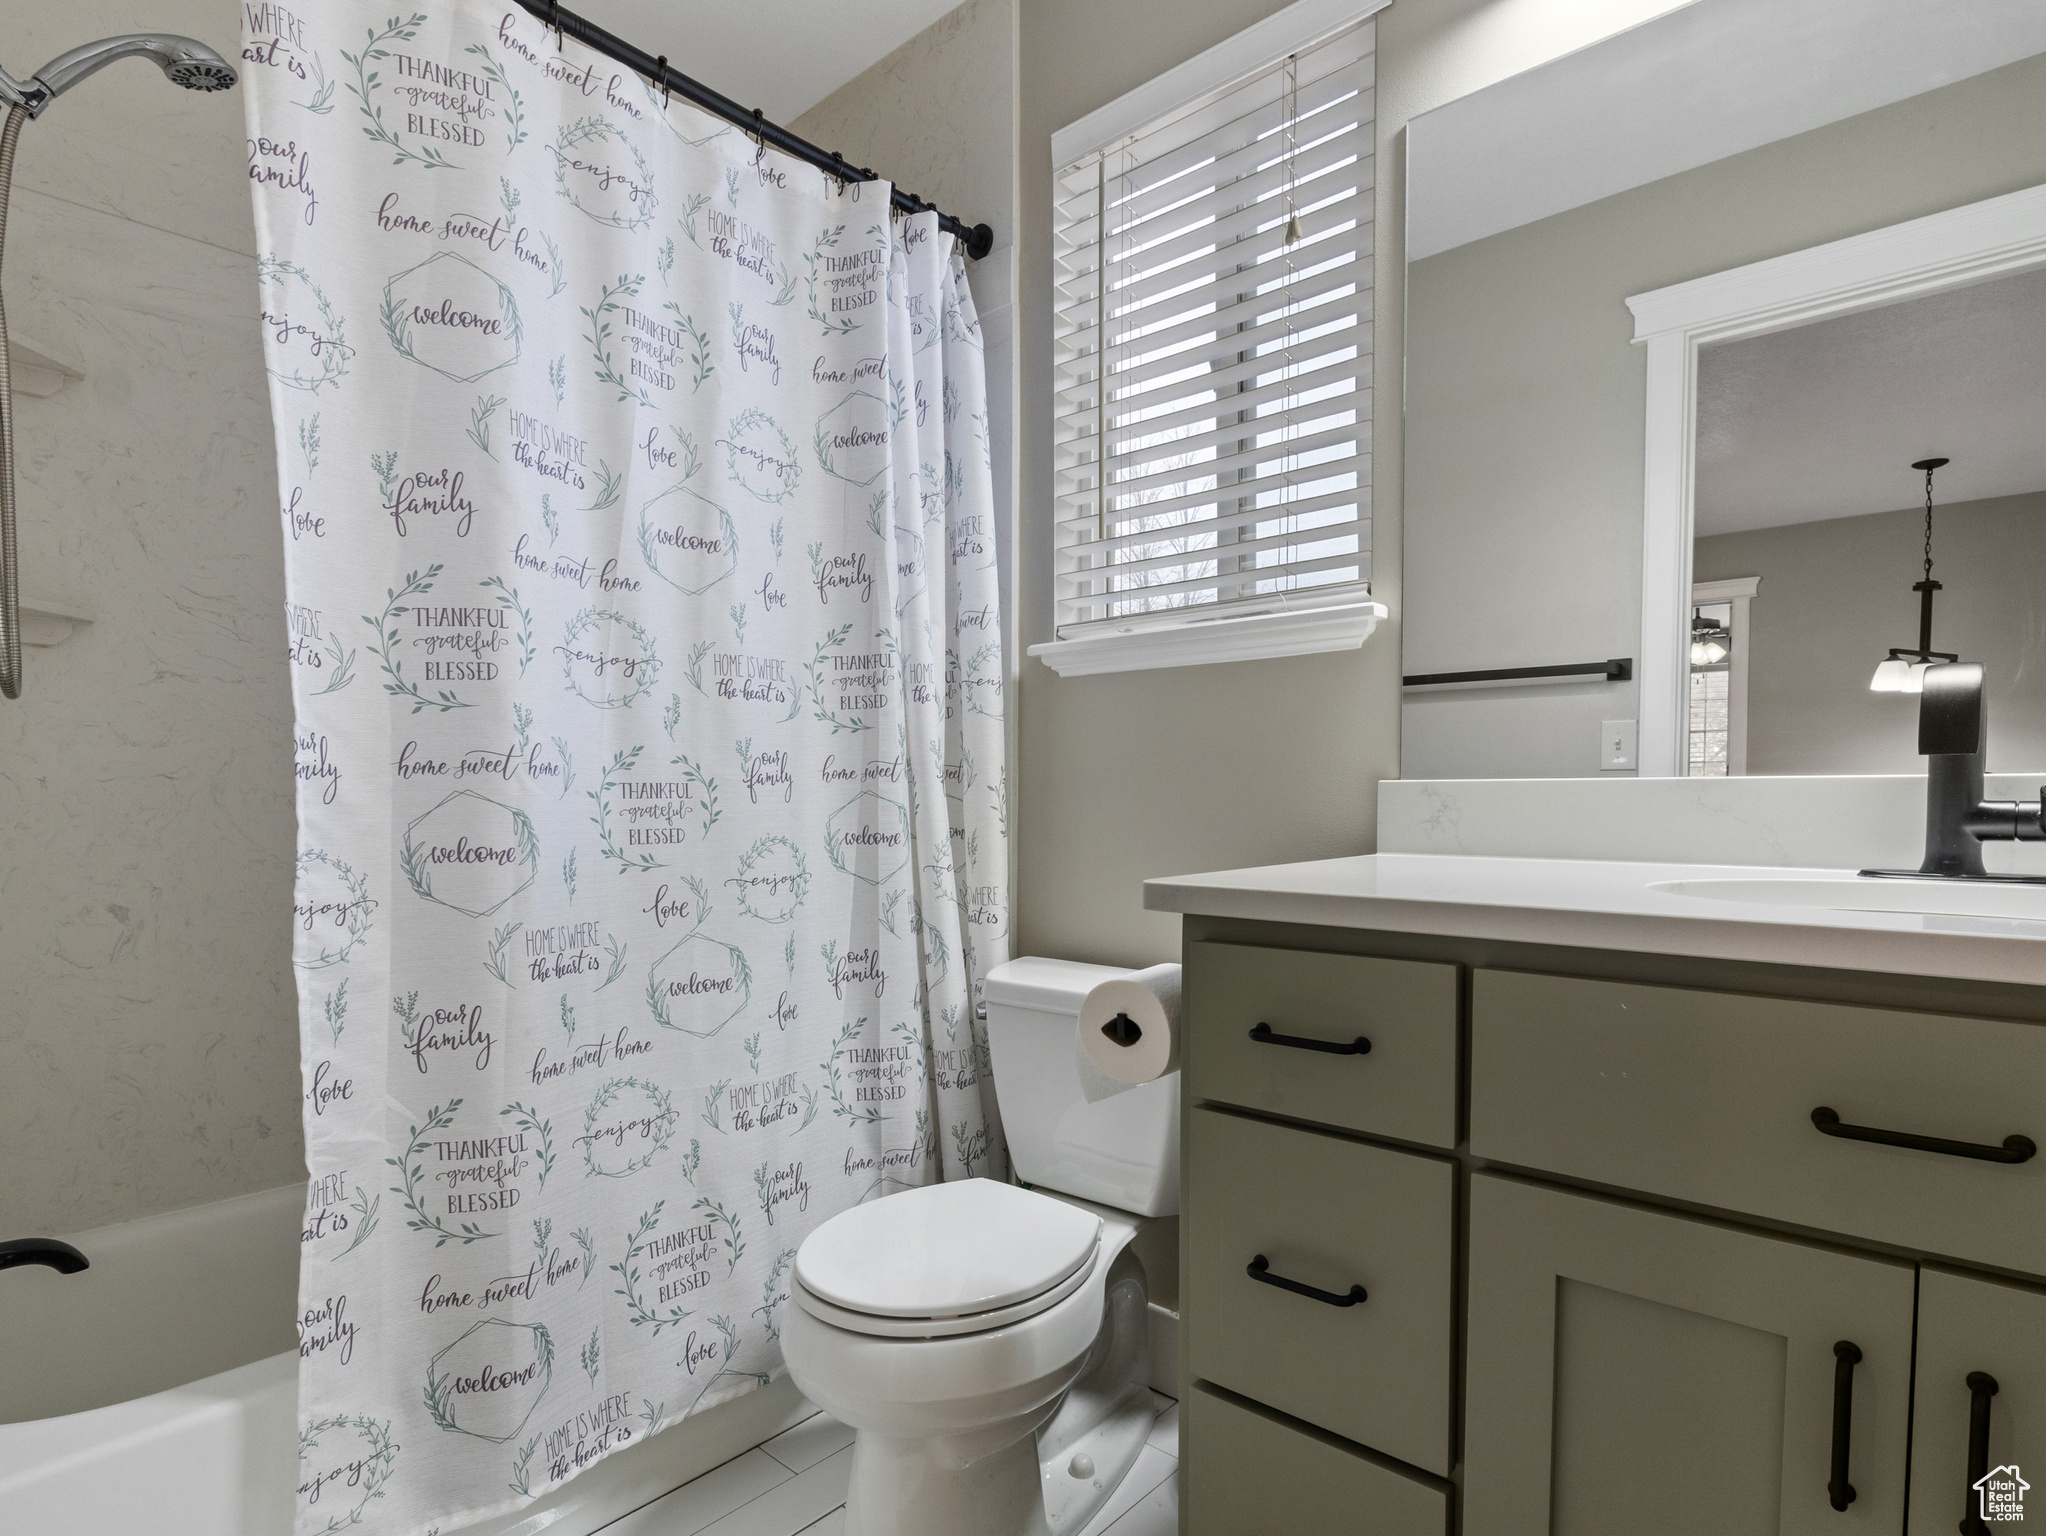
left=787, top=1, right=1818, bottom=969
left=1403, top=49, right=2046, bottom=780
left=1696, top=492, right=2046, bottom=776
left=0, top=0, right=300, bottom=1233
left=1012, top=0, right=1704, bottom=964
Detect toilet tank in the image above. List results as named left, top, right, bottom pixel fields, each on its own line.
left=983, top=957, right=1180, bottom=1218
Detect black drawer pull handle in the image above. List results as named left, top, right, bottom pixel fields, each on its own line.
left=1962, top=1370, right=2000, bottom=1535
left=1248, top=1022, right=1371, bottom=1056
left=1955, top=1374, right=2005, bottom=1529
left=1246, top=1254, right=1367, bottom=1308
left=1829, top=1340, right=1862, bottom=1513
left=1811, top=1107, right=2036, bottom=1164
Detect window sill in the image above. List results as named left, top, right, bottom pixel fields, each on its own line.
left=1027, top=598, right=1388, bottom=678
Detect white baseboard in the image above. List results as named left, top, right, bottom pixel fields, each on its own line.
left=1147, top=1302, right=1181, bottom=1399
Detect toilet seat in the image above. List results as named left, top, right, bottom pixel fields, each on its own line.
left=793, top=1254, right=1097, bottom=1338
left=793, top=1178, right=1102, bottom=1338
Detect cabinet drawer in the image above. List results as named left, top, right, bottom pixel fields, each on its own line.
left=1472, top=970, right=2046, bottom=1275
left=1186, top=1106, right=1455, bottom=1475
left=1909, top=1267, right=2046, bottom=1535
left=1186, top=1386, right=1449, bottom=1535
left=1186, top=942, right=1458, bottom=1148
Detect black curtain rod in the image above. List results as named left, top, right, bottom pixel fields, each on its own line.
left=511, top=0, right=995, bottom=260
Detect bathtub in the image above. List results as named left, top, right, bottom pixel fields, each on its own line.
left=0, top=1184, right=811, bottom=1534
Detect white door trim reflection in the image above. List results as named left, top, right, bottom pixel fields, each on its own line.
left=1626, top=180, right=2046, bottom=775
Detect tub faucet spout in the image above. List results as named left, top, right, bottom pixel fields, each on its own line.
left=0, top=1237, right=89, bottom=1274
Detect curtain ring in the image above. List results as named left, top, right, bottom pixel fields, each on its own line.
left=750, top=107, right=767, bottom=169
left=549, top=0, right=563, bottom=52
left=827, top=150, right=848, bottom=194
left=655, top=54, right=669, bottom=109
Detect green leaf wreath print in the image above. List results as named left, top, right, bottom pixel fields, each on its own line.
left=363, top=565, right=476, bottom=715
left=558, top=607, right=661, bottom=710
left=257, top=257, right=352, bottom=393
left=578, top=1075, right=679, bottom=1179
left=553, top=116, right=655, bottom=230
left=611, top=1203, right=697, bottom=1333
left=340, top=13, right=459, bottom=170
left=298, top=1414, right=398, bottom=1532
left=388, top=1099, right=498, bottom=1247
left=294, top=848, right=374, bottom=969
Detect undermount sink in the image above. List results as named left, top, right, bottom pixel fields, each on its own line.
left=1653, top=876, right=2046, bottom=924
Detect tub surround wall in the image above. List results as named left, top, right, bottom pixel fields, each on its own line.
left=0, top=0, right=299, bottom=1235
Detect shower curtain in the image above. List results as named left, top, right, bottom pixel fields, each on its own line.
left=242, top=6, right=1008, bottom=1531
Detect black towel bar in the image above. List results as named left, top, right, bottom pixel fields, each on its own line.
left=1402, top=658, right=1633, bottom=688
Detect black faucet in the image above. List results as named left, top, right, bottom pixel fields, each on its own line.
left=0, top=1237, right=89, bottom=1274
left=1864, top=663, right=2046, bottom=881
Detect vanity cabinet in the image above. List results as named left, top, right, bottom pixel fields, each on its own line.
left=1177, top=923, right=2046, bottom=1535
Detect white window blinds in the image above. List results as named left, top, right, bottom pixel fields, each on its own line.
left=1051, top=16, right=1376, bottom=638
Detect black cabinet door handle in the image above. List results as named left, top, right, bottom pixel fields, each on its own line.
left=1811, top=1107, right=2036, bottom=1164
left=1248, top=1022, right=1371, bottom=1055
left=1961, top=1371, right=1999, bottom=1536
left=1829, top=1341, right=1861, bottom=1512
left=1246, top=1254, right=1367, bottom=1308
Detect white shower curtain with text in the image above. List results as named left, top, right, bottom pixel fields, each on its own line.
left=242, top=5, right=1008, bottom=1531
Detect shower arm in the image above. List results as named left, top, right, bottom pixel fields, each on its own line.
left=0, top=67, right=48, bottom=118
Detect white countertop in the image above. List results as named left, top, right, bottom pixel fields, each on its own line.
left=1143, top=853, right=2046, bottom=987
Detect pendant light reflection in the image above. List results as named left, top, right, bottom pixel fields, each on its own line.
left=1869, top=457, right=1956, bottom=693
left=1868, top=656, right=1933, bottom=693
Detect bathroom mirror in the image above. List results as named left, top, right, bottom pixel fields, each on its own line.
left=1687, top=268, right=2046, bottom=775
left=1400, top=0, right=2046, bottom=779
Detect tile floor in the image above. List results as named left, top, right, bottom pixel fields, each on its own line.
left=598, top=1396, right=1180, bottom=1536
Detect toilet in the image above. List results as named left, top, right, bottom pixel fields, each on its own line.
left=781, top=958, right=1178, bottom=1536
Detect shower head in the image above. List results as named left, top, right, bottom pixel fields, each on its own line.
left=3, top=34, right=237, bottom=118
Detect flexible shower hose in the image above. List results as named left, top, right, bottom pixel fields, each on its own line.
left=0, top=103, right=22, bottom=699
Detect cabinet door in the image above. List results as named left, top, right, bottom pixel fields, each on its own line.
left=1465, top=1175, right=1914, bottom=1535
left=1909, top=1266, right=2046, bottom=1534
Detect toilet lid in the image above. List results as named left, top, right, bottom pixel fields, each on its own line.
left=795, top=1178, right=1101, bottom=1320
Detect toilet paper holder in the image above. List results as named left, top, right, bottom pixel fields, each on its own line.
left=1100, top=1012, right=1143, bottom=1048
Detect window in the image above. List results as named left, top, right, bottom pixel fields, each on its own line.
left=1686, top=578, right=1759, bottom=776
left=1034, top=0, right=1386, bottom=675
left=1688, top=599, right=1733, bottom=776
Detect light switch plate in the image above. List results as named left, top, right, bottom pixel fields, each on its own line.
left=1601, top=718, right=1638, bottom=772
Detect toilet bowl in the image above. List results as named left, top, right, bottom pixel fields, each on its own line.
left=780, top=958, right=1177, bottom=1536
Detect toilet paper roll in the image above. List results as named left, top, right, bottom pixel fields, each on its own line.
left=1077, top=963, right=1183, bottom=1084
